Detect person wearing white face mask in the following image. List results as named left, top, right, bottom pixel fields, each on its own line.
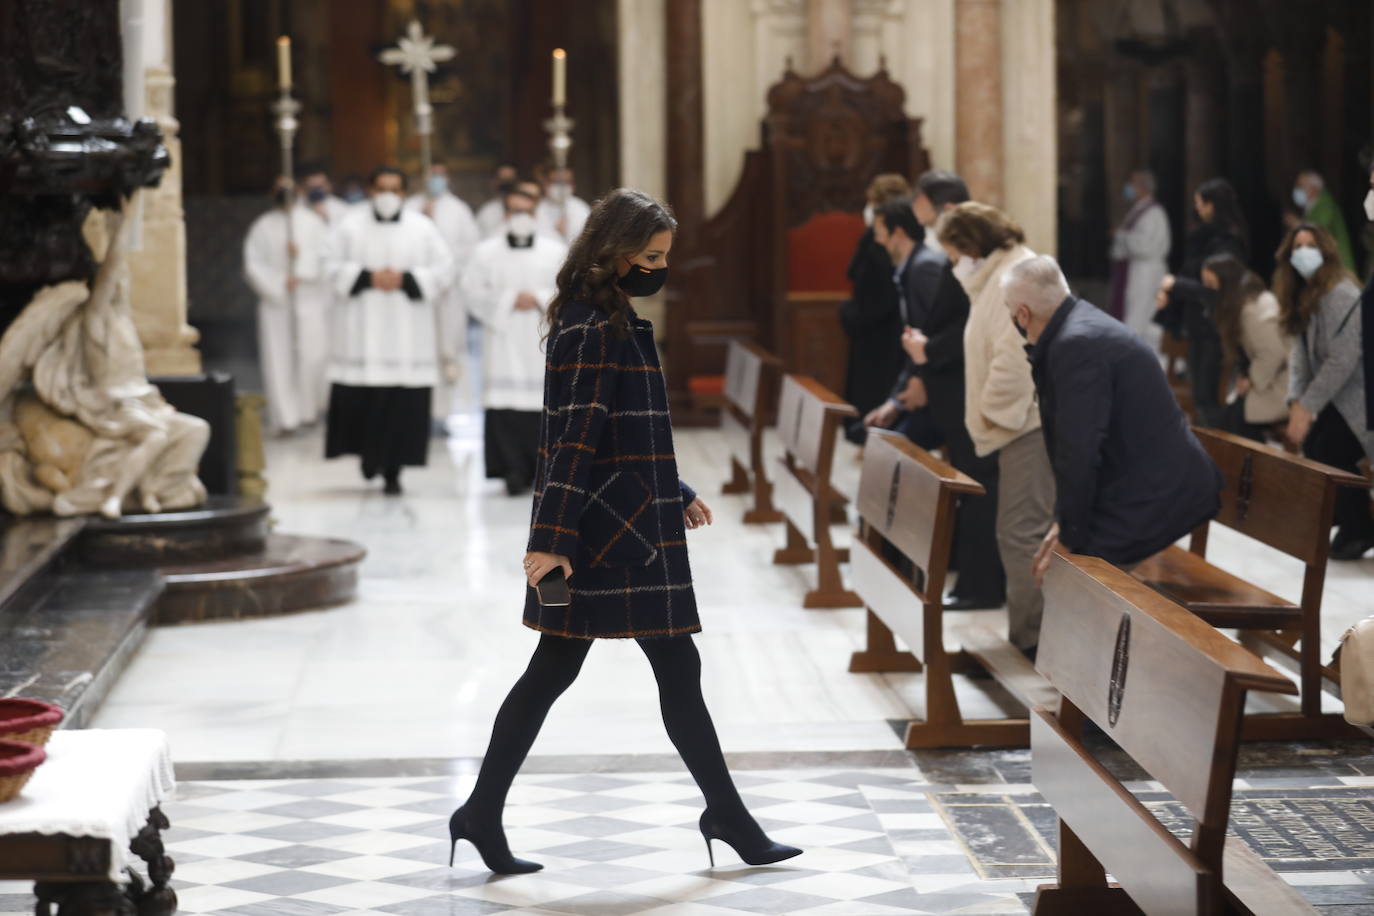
left=936, top=202, right=1053, bottom=657
left=1274, top=222, right=1374, bottom=559
left=323, top=165, right=455, bottom=495
left=461, top=186, right=568, bottom=495
left=535, top=164, right=590, bottom=243
left=406, top=163, right=482, bottom=432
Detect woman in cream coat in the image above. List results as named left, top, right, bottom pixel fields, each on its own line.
left=934, top=203, right=1054, bottom=656
left=1200, top=253, right=1290, bottom=442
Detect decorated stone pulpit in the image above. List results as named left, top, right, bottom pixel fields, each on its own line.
left=0, top=0, right=363, bottom=723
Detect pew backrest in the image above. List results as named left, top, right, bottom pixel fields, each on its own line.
left=776, top=374, right=856, bottom=477
left=723, top=339, right=777, bottom=423
left=1035, top=553, right=1297, bottom=914
left=1193, top=427, right=1367, bottom=564
left=856, top=429, right=981, bottom=582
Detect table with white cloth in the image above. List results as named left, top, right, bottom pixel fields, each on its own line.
left=0, top=729, right=177, bottom=914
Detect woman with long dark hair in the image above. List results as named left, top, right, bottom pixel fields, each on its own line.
left=1274, top=223, right=1374, bottom=560
left=1156, top=177, right=1251, bottom=427
left=1199, top=253, right=1290, bottom=442
left=448, top=188, right=803, bottom=874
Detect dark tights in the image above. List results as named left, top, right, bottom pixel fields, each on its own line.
left=464, top=634, right=757, bottom=837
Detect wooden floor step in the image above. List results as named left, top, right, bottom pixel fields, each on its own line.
left=0, top=567, right=163, bottom=727
left=155, top=533, right=365, bottom=624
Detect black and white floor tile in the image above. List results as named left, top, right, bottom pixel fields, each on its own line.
left=4, top=763, right=1373, bottom=915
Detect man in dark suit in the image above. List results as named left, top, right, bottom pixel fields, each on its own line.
left=865, top=196, right=1005, bottom=611
left=1004, top=255, right=1223, bottom=581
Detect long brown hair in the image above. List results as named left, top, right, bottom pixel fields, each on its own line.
left=546, top=188, right=678, bottom=339
left=1201, top=253, right=1266, bottom=363
left=936, top=201, right=1025, bottom=258
left=1272, top=222, right=1355, bottom=337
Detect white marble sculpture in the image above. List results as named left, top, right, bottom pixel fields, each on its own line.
left=0, top=199, right=209, bottom=519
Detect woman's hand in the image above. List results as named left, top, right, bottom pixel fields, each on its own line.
left=685, top=497, right=714, bottom=530
left=1155, top=274, right=1175, bottom=311
left=900, top=326, right=929, bottom=364
left=1286, top=402, right=1314, bottom=448
left=1234, top=376, right=1251, bottom=397
left=524, top=551, right=572, bottom=587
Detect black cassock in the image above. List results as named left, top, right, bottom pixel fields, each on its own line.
left=484, top=408, right=541, bottom=495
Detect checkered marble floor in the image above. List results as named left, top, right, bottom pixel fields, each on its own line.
left=3, top=764, right=1373, bottom=914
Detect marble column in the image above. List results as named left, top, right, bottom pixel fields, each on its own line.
left=954, top=0, right=1003, bottom=207
left=618, top=0, right=668, bottom=329
left=806, top=0, right=851, bottom=71
left=665, top=0, right=706, bottom=242
left=1000, top=0, right=1057, bottom=253
left=125, top=0, right=201, bottom=375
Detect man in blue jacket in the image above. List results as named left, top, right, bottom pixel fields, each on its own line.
left=1000, top=256, right=1223, bottom=582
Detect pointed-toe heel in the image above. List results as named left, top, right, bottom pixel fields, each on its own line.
left=448, top=806, right=544, bottom=875
left=699, top=810, right=802, bottom=868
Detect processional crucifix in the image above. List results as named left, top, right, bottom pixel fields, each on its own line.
left=378, top=20, right=455, bottom=196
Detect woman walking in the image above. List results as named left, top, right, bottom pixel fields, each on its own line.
left=449, top=188, right=803, bottom=874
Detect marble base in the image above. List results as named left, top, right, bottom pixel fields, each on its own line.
left=0, top=567, right=163, bottom=727
left=79, top=496, right=269, bottom=565
left=155, top=534, right=365, bottom=625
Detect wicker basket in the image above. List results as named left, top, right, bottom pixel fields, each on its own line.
left=0, top=739, right=46, bottom=804
left=0, top=699, right=64, bottom=747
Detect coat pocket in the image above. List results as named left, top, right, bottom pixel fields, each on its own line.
left=581, top=470, right=660, bottom=568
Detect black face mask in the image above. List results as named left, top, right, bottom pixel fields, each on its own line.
left=618, top=263, right=668, bottom=298
left=496, top=180, right=516, bottom=196
left=273, top=188, right=288, bottom=205
left=1012, top=314, right=1029, bottom=340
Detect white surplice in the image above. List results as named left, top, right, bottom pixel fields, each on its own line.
left=243, top=204, right=332, bottom=431
left=406, top=191, right=482, bottom=420
left=476, top=197, right=507, bottom=239
left=325, top=207, right=454, bottom=389
left=1111, top=198, right=1171, bottom=346
left=461, top=234, right=567, bottom=411
left=536, top=194, right=591, bottom=244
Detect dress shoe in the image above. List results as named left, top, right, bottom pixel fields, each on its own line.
left=1331, top=535, right=1374, bottom=561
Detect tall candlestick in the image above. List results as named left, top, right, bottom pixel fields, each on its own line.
left=552, top=48, right=567, bottom=107
left=277, top=36, right=292, bottom=90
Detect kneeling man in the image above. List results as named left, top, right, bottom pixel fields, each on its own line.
left=1001, top=256, right=1223, bottom=580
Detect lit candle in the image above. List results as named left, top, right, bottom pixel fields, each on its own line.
left=552, top=48, right=566, bottom=107
left=277, top=36, right=292, bottom=91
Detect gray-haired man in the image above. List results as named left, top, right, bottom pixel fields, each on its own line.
left=1002, top=255, right=1222, bottom=585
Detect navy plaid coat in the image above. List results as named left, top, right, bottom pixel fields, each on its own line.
left=524, top=300, right=700, bottom=639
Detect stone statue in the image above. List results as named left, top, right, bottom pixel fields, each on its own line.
left=0, top=198, right=208, bottom=519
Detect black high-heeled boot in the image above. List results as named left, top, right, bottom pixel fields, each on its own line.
left=448, top=806, right=543, bottom=874
left=699, top=810, right=803, bottom=867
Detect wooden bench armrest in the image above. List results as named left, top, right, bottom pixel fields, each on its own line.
left=1222, top=836, right=1317, bottom=915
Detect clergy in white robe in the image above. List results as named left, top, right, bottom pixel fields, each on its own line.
left=1110, top=170, right=1172, bottom=347
left=406, top=165, right=482, bottom=425
left=475, top=162, right=520, bottom=238
left=535, top=166, right=591, bottom=244
left=461, top=194, right=567, bottom=495
left=323, top=166, right=454, bottom=494
left=243, top=187, right=332, bottom=433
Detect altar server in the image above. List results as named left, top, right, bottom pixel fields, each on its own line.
left=324, top=165, right=454, bottom=494
left=243, top=177, right=332, bottom=433
left=462, top=185, right=567, bottom=495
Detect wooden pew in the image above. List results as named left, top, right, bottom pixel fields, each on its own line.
left=772, top=374, right=860, bottom=607
left=848, top=429, right=1058, bottom=746
left=1033, top=552, right=1314, bottom=916
left=719, top=339, right=784, bottom=524
left=1131, top=427, right=1368, bottom=740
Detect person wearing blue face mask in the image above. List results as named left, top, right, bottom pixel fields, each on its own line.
left=406, top=163, right=482, bottom=434
left=298, top=164, right=351, bottom=225
left=1110, top=169, right=1170, bottom=345
left=1274, top=223, right=1374, bottom=560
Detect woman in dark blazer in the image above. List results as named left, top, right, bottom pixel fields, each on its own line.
left=1156, top=177, right=1250, bottom=427
left=448, top=189, right=802, bottom=875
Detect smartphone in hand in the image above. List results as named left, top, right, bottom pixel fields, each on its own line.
left=535, top=566, right=572, bottom=607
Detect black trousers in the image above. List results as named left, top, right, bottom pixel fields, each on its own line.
left=1220, top=397, right=1272, bottom=444
left=1305, top=406, right=1374, bottom=539
left=927, top=378, right=1005, bottom=603
left=464, top=634, right=764, bottom=840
